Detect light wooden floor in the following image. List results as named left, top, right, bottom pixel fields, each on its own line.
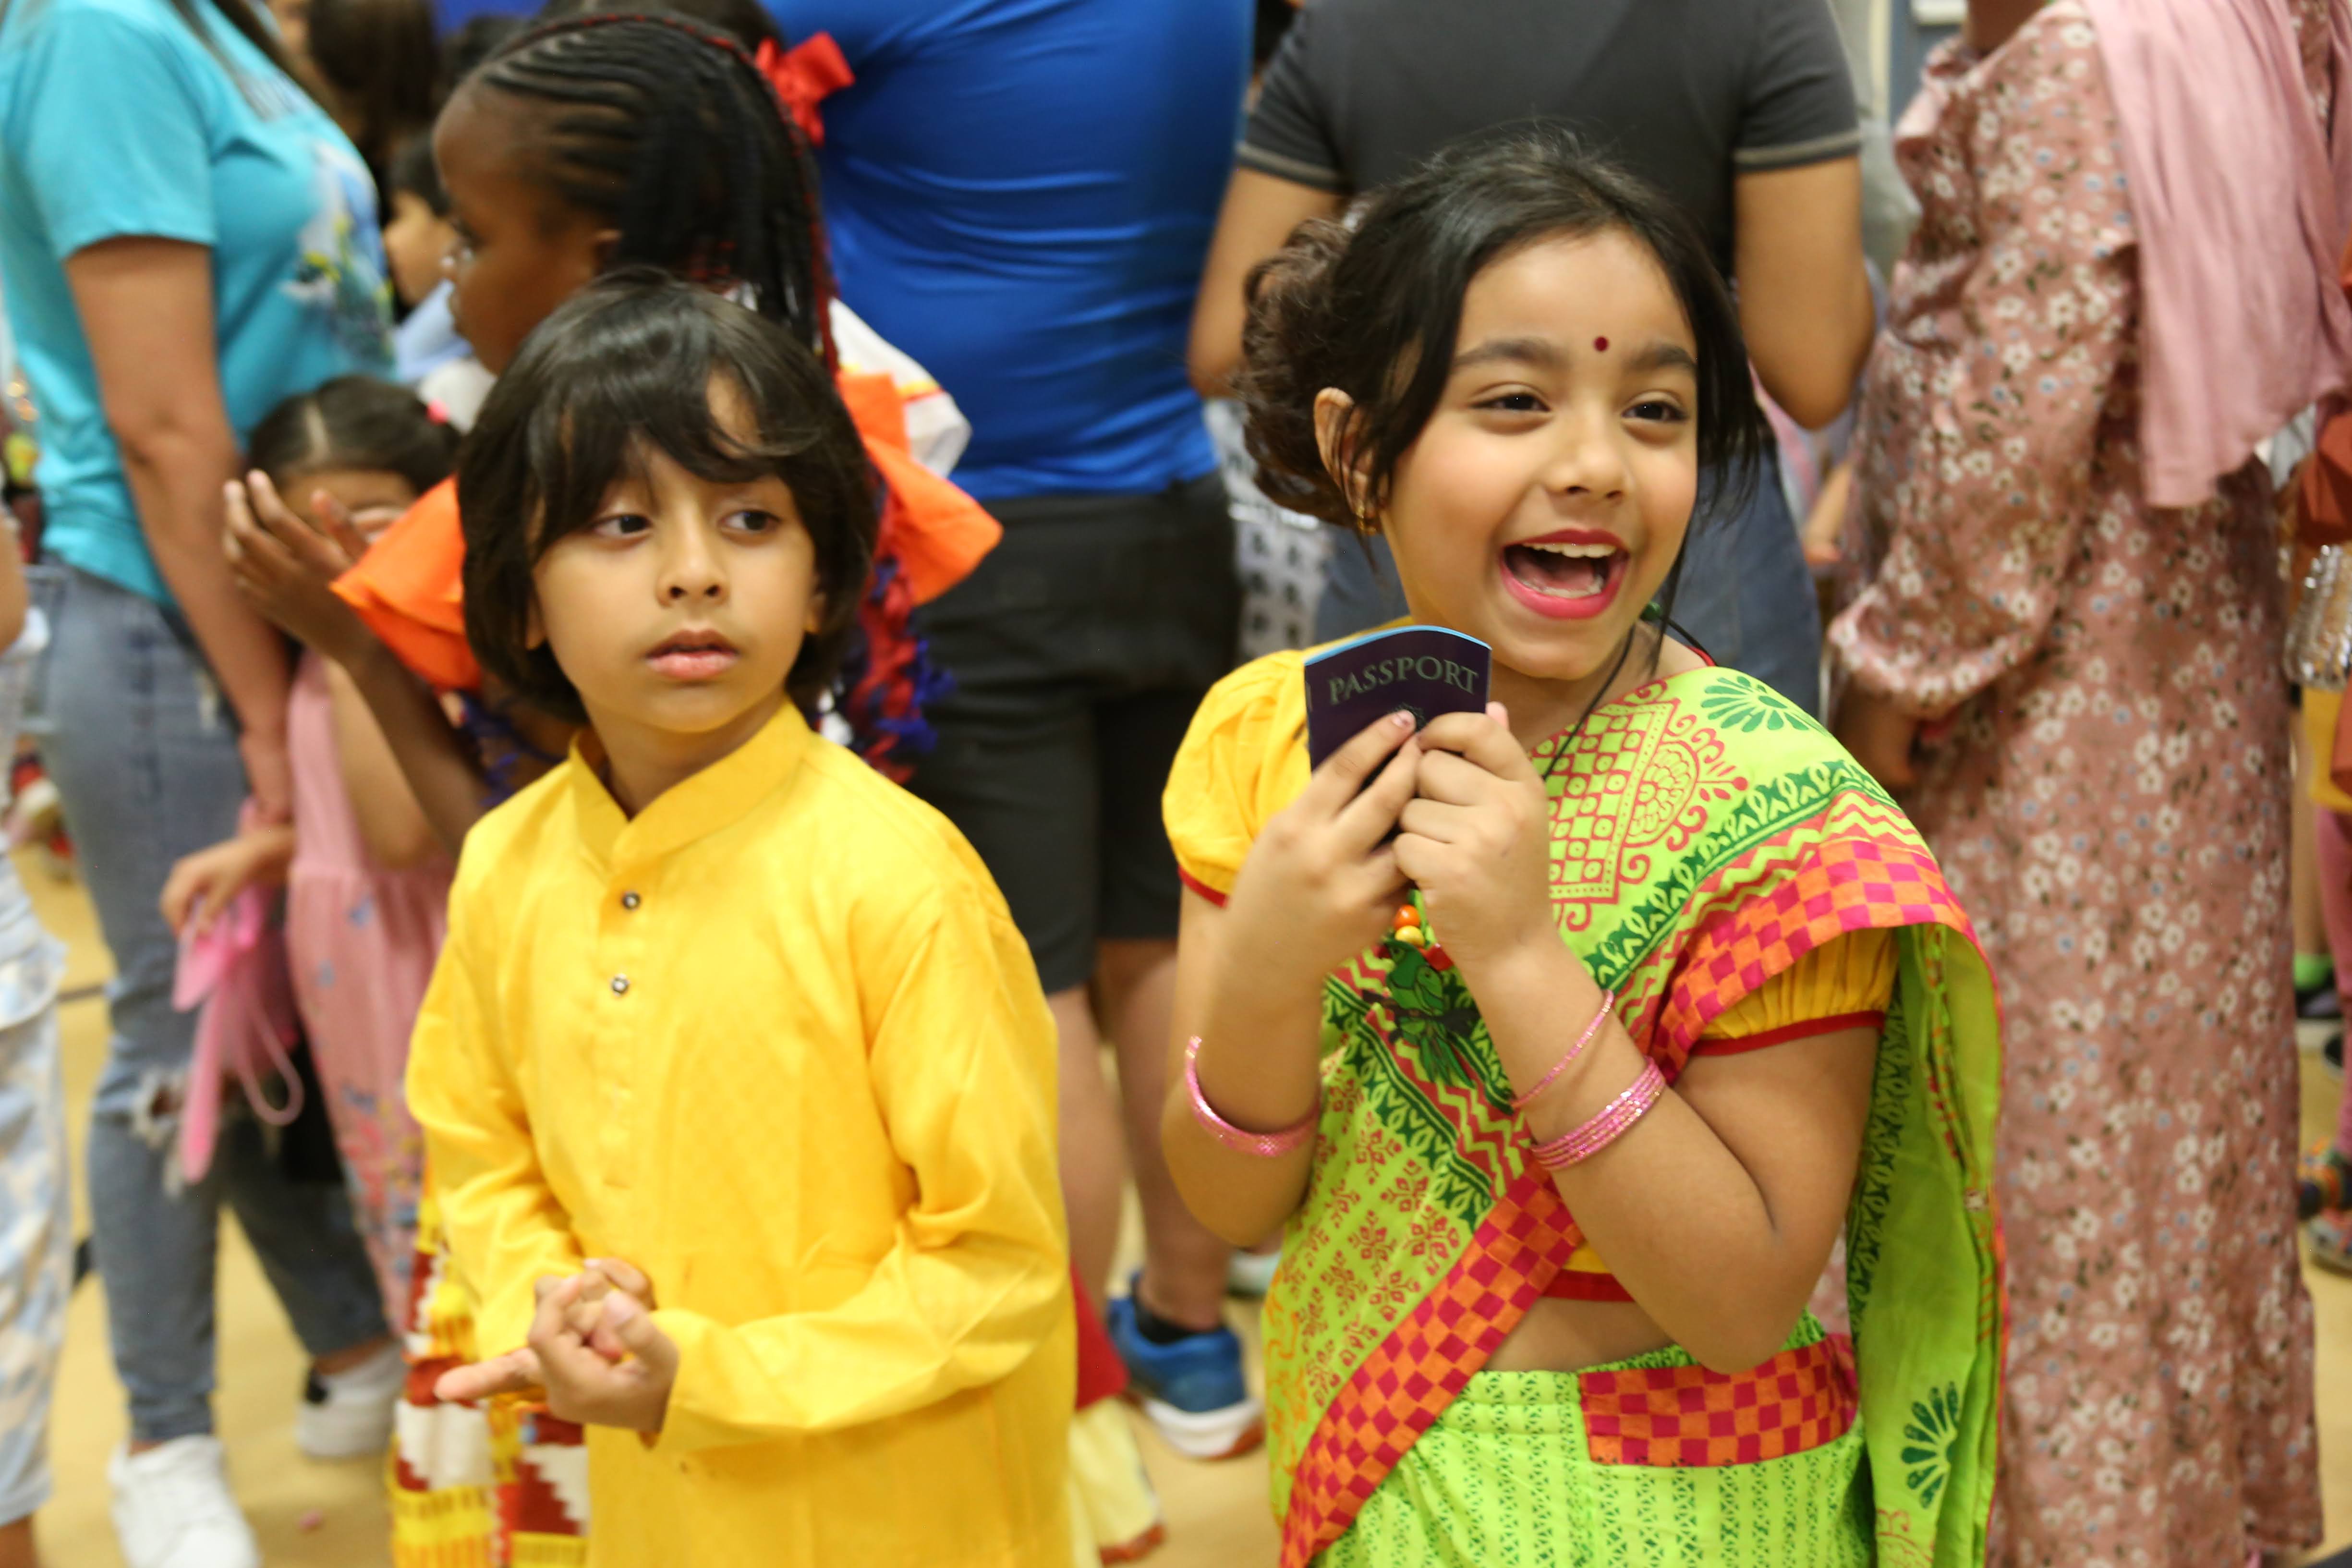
left=18, top=855, right=2351, bottom=1567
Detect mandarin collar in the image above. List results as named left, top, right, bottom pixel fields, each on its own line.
left=566, top=702, right=814, bottom=872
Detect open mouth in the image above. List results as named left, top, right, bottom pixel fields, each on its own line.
left=1500, top=534, right=1629, bottom=620
left=646, top=629, right=740, bottom=680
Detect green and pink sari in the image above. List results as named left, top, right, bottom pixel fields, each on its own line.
left=1173, top=658, right=2002, bottom=1568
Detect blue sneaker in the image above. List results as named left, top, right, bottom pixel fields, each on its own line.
left=1105, top=1282, right=1264, bottom=1460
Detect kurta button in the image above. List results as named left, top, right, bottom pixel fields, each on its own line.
left=621, top=891, right=641, bottom=910
left=611, top=975, right=630, bottom=996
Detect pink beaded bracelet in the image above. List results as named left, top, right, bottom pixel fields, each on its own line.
left=1510, top=989, right=1616, bottom=1113
left=1528, top=1059, right=1667, bottom=1171
left=1185, top=1035, right=1318, bottom=1158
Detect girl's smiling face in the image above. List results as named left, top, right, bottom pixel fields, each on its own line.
left=1334, top=229, right=1702, bottom=716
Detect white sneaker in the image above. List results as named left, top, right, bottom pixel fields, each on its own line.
left=296, top=1339, right=405, bottom=1459
left=109, top=1436, right=261, bottom=1568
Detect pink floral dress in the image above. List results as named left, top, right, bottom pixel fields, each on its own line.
left=284, top=651, right=452, bottom=1322
left=1830, top=5, right=2324, bottom=1563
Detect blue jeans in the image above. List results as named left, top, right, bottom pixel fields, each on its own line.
left=40, top=567, right=385, bottom=1443
left=1313, top=450, right=1823, bottom=715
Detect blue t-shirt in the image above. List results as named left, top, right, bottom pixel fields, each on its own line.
left=0, top=0, right=392, bottom=604
left=767, top=0, right=1249, bottom=501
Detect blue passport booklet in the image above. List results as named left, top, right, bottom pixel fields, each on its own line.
left=1304, top=624, right=1493, bottom=769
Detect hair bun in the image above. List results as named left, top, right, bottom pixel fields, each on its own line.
left=1235, top=217, right=1361, bottom=530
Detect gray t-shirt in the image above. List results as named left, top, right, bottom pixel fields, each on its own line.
left=1241, top=0, right=1862, bottom=275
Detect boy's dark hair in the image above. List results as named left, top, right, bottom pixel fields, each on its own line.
left=1240, top=128, right=1769, bottom=689
left=388, top=131, right=445, bottom=215
left=464, top=12, right=831, bottom=365
left=459, top=273, right=875, bottom=726
left=247, top=375, right=458, bottom=499
left=307, top=0, right=439, bottom=170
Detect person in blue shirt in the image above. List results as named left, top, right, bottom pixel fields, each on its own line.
left=767, top=0, right=1261, bottom=1459
left=0, top=1, right=399, bottom=1563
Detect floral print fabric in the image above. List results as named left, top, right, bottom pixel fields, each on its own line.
left=1831, top=6, right=2323, bottom=1562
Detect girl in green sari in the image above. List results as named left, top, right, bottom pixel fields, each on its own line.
left=1160, top=134, right=2003, bottom=1568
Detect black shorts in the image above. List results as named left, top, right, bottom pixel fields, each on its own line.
left=906, top=474, right=1239, bottom=994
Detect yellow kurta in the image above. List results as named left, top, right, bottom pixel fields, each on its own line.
left=405, top=705, right=1073, bottom=1567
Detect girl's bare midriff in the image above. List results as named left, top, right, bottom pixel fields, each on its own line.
left=1486, top=1295, right=1673, bottom=1373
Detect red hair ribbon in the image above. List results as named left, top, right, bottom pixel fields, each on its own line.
left=754, top=33, right=854, bottom=147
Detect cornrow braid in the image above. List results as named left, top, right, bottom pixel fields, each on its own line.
left=471, top=12, right=836, bottom=369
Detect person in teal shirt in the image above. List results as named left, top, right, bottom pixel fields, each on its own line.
left=0, top=3, right=398, bottom=1566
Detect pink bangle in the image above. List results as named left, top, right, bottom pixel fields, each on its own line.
left=1510, top=989, right=1616, bottom=1113
left=1185, top=1035, right=1318, bottom=1158
left=1528, top=1060, right=1667, bottom=1171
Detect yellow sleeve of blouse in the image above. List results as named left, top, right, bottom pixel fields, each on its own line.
left=1163, top=650, right=1312, bottom=903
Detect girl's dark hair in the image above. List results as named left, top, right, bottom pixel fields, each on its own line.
left=388, top=131, right=445, bottom=214
left=1240, top=129, right=1769, bottom=696
left=307, top=0, right=438, bottom=172
left=459, top=272, right=874, bottom=726
left=1242, top=129, right=1765, bottom=534
left=247, top=375, right=458, bottom=499
left=465, top=12, right=831, bottom=365
left=436, top=12, right=523, bottom=100
left=532, top=0, right=781, bottom=53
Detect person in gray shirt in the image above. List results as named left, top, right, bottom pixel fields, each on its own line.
left=1191, top=0, right=1873, bottom=711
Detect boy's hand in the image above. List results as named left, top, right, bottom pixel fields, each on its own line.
left=433, top=1274, right=572, bottom=1402
left=1394, top=704, right=1553, bottom=972
left=530, top=1274, right=677, bottom=1434
left=160, top=826, right=296, bottom=936
left=562, top=1258, right=658, bottom=1362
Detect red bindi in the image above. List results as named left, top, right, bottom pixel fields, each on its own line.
left=1593, top=336, right=1610, bottom=352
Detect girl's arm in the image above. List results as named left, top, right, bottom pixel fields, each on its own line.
left=224, top=476, right=494, bottom=853
left=68, top=239, right=294, bottom=819
left=160, top=824, right=297, bottom=936
left=1404, top=710, right=1873, bottom=1374
left=1476, top=941, right=1874, bottom=1374
left=332, top=641, right=496, bottom=854
left=1160, top=715, right=1422, bottom=1246
left=324, top=661, right=442, bottom=868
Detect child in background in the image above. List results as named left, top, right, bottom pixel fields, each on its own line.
left=1162, top=134, right=2003, bottom=1566
left=413, top=275, right=1071, bottom=1565
left=381, top=135, right=491, bottom=426
left=163, top=375, right=458, bottom=1338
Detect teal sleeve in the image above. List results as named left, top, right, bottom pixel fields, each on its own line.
left=12, top=7, right=215, bottom=261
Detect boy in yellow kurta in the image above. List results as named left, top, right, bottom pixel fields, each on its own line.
left=403, top=278, right=1073, bottom=1566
